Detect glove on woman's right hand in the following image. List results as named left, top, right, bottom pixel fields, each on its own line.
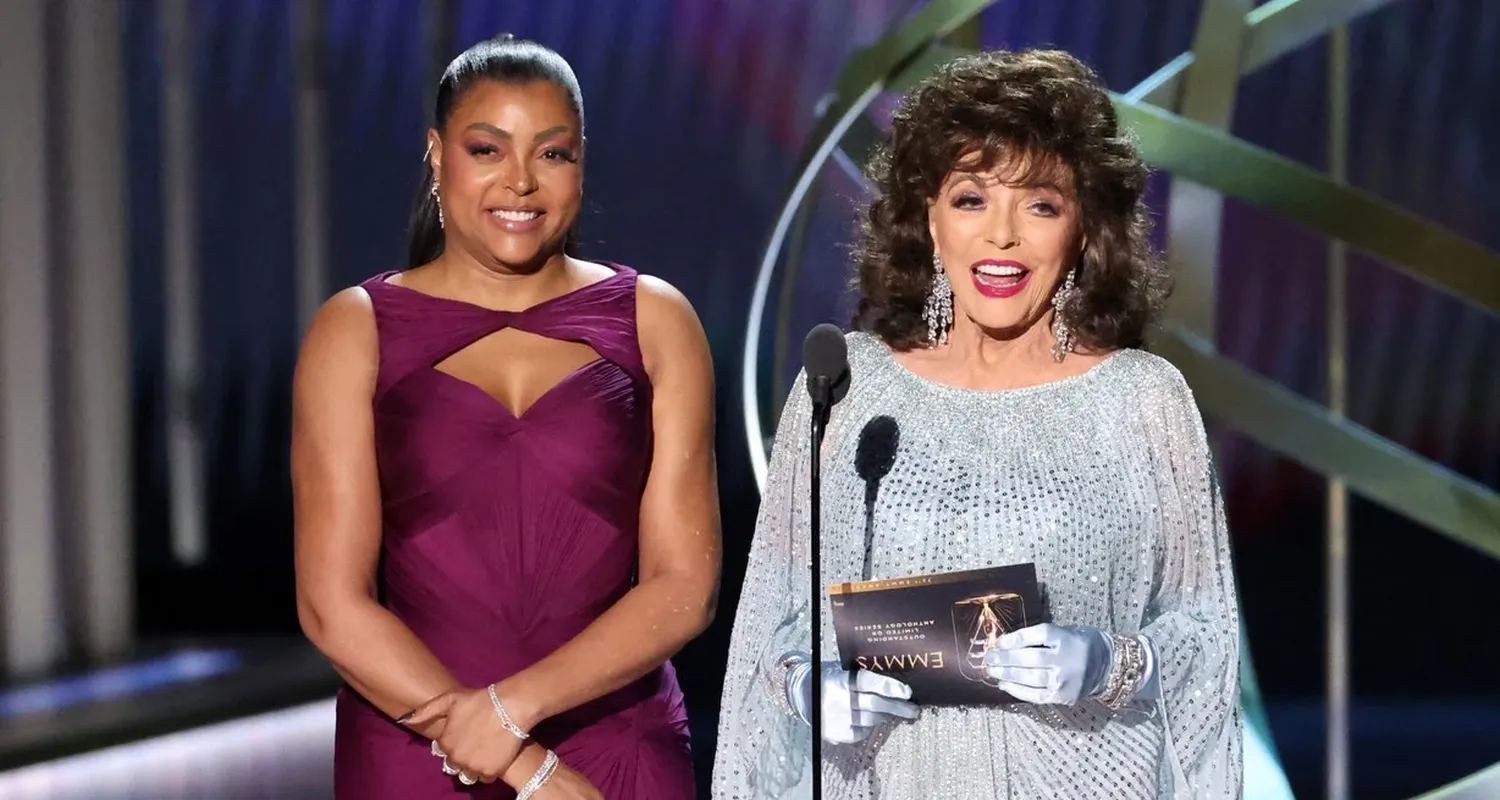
left=789, top=662, right=919, bottom=744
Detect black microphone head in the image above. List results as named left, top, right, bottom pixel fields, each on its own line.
left=803, top=323, right=850, bottom=406
left=855, top=415, right=900, bottom=483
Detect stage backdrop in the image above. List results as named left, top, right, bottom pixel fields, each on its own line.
left=118, top=0, right=1499, bottom=793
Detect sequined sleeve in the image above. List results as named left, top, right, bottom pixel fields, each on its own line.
left=1140, top=366, right=1244, bottom=797
left=711, top=372, right=814, bottom=799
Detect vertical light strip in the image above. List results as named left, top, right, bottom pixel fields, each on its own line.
left=426, top=0, right=453, bottom=104
left=294, top=0, right=329, bottom=333
left=0, top=0, right=63, bottom=675
left=160, top=0, right=207, bottom=565
left=58, top=0, right=134, bottom=660
left=1325, top=21, right=1351, bottom=800
left=1161, top=0, right=1252, bottom=345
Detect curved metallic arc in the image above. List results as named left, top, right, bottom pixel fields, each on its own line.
left=740, top=0, right=999, bottom=488
left=739, top=81, right=885, bottom=488
left=1159, top=0, right=1251, bottom=343
left=1112, top=98, right=1500, bottom=314
left=1153, top=328, right=1500, bottom=559
left=1134, top=0, right=1402, bottom=108
left=767, top=43, right=971, bottom=417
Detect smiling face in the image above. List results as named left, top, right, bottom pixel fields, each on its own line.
left=428, top=79, right=583, bottom=271
left=927, top=151, right=1083, bottom=341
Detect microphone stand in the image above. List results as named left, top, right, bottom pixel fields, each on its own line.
left=807, top=374, right=831, bottom=798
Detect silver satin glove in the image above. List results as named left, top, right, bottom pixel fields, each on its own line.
left=787, top=660, right=920, bottom=744
left=984, top=623, right=1113, bottom=705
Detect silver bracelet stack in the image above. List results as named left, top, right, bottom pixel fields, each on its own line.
left=1096, top=634, right=1147, bottom=710
left=764, top=652, right=808, bottom=720
left=487, top=683, right=530, bottom=740
left=516, top=749, right=559, bottom=800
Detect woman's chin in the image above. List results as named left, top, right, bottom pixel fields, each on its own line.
left=961, top=314, right=1038, bottom=342
left=477, top=238, right=558, bottom=272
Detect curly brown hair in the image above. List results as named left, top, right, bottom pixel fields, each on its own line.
left=851, top=48, right=1169, bottom=352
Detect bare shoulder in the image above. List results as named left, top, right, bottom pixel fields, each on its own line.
left=634, top=274, right=708, bottom=375
left=634, top=272, right=697, bottom=319
left=295, top=286, right=379, bottom=391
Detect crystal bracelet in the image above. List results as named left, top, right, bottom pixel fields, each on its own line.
left=516, top=749, right=559, bottom=800
left=764, top=652, right=809, bottom=720
left=1098, top=636, right=1140, bottom=705
left=487, top=683, right=530, bottom=740
left=1097, top=634, right=1147, bottom=710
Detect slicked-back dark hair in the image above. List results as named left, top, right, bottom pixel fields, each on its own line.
left=407, top=35, right=585, bottom=269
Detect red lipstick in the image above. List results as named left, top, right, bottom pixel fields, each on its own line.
left=970, top=259, right=1031, bottom=299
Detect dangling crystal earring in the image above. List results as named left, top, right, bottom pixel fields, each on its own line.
left=1050, top=265, right=1078, bottom=361
left=924, top=252, right=954, bottom=346
left=431, top=180, right=445, bottom=229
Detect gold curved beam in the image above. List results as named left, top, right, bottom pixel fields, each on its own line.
left=830, top=96, right=1500, bottom=318
left=1161, top=0, right=1252, bottom=342
left=1113, top=98, right=1500, bottom=315
left=1132, top=0, right=1402, bottom=108
left=1153, top=327, right=1500, bottom=558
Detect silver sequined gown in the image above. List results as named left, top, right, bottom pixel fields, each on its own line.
left=712, top=332, right=1243, bottom=799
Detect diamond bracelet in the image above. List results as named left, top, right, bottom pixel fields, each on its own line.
left=764, top=652, right=809, bottom=720
left=1097, top=634, right=1147, bottom=711
left=516, top=749, right=559, bottom=800
left=487, top=683, right=530, bottom=740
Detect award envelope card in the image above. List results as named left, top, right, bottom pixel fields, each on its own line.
left=829, top=563, right=1047, bottom=706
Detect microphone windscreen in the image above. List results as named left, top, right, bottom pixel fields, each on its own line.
left=802, top=323, right=851, bottom=405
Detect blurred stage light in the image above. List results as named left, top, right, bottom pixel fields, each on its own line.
left=0, top=697, right=335, bottom=800
left=0, top=649, right=242, bottom=718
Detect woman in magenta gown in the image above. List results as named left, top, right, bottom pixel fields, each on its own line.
left=292, top=36, right=719, bottom=799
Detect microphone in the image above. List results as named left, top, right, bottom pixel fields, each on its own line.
left=801, top=323, right=848, bottom=789
left=854, top=416, right=899, bottom=582
left=803, top=324, right=849, bottom=410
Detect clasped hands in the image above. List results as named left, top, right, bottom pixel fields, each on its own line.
left=804, top=623, right=1116, bottom=744
left=404, top=686, right=526, bottom=785
left=402, top=686, right=601, bottom=799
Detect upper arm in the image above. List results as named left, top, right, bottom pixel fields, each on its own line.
left=291, top=287, right=383, bottom=632
left=635, top=275, right=721, bottom=609
left=1140, top=361, right=1233, bottom=613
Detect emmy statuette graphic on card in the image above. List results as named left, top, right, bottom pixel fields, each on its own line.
left=828, top=562, right=1047, bottom=706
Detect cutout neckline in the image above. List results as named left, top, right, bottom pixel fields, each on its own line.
left=428, top=355, right=610, bottom=420
left=375, top=262, right=629, bottom=317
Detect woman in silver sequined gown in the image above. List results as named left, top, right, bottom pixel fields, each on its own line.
left=713, top=49, right=1242, bottom=799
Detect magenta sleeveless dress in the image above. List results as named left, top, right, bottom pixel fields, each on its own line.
left=332, top=264, right=695, bottom=798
